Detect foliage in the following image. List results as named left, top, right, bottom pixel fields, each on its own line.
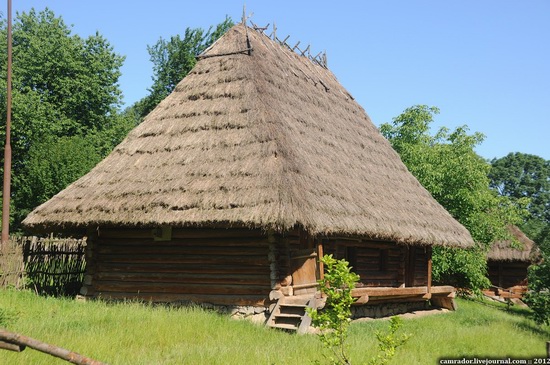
left=489, top=152, right=550, bottom=223
left=15, top=135, right=101, bottom=219
left=488, top=153, right=550, bottom=325
left=380, top=105, right=526, bottom=292
left=432, top=246, right=491, bottom=292
left=307, top=255, right=360, bottom=365
left=0, top=8, right=133, bottom=228
left=489, top=152, right=550, bottom=252
left=6, top=9, right=124, bottom=134
left=525, top=255, right=550, bottom=325
left=368, top=317, right=411, bottom=365
left=130, top=16, right=233, bottom=120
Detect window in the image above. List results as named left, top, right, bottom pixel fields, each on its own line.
left=345, top=246, right=358, bottom=271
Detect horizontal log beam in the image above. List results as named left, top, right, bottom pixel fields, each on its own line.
left=93, top=281, right=271, bottom=296
left=96, top=263, right=270, bottom=275
left=292, top=282, right=318, bottom=290
left=97, top=255, right=269, bottom=266
left=429, top=285, right=455, bottom=294
left=365, top=295, right=429, bottom=304
left=95, top=272, right=269, bottom=286
left=352, top=286, right=428, bottom=297
left=97, top=237, right=270, bottom=247
left=97, top=246, right=268, bottom=256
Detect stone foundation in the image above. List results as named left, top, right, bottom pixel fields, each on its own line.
left=76, top=295, right=439, bottom=325
left=191, top=302, right=269, bottom=324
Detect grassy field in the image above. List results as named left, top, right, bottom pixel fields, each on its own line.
left=0, top=289, right=548, bottom=365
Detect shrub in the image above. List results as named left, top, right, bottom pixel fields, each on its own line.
left=307, top=255, right=359, bottom=365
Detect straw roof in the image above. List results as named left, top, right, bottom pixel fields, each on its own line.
left=487, top=225, right=540, bottom=262
left=23, top=24, right=473, bottom=248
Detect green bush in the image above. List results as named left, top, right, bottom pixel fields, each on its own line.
left=307, top=255, right=359, bottom=365
left=525, top=255, right=550, bottom=325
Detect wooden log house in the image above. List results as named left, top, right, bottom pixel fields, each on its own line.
left=23, top=23, right=474, bottom=324
left=485, top=225, right=539, bottom=299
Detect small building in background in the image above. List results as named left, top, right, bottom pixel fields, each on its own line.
left=486, top=225, right=540, bottom=299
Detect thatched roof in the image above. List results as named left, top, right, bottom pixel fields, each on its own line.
left=487, top=225, right=540, bottom=262
left=23, top=24, right=473, bottom=248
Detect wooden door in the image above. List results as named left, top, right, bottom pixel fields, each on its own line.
left=290, top=248, right=318, bottom=296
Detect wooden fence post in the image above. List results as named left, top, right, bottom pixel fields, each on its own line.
left=0, top=329, right=108, bottom=365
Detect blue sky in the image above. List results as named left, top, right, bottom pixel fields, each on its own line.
left=11, top=1, right=550, bottom=160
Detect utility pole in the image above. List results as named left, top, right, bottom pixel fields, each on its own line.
left=2, top=0, right=13, bottom=244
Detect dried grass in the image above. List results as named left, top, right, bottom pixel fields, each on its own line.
left=23, top=24, right=473, bottom=248
left=487, top=225, right=540, bottom=262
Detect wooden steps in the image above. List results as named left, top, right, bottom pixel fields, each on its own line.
left=266, top=295, right=319, bottom=334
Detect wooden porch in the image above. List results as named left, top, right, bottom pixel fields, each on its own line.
left=271, top=232, right=458, bottom=323
left=351, top=285, right=456, bottom=310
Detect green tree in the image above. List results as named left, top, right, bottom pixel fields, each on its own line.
left=489, top=152, right=550, bottom=245
left=0, top=8, right=131, bottom=227
left=130, top=16, right=233, bottom=120
left=489, top=153, right=550, bottom=324
left=380, top=105, right=525, bottom=291
left=525, top=256, right=550, bottom=325
left=16, top=135, right=101, bottom=219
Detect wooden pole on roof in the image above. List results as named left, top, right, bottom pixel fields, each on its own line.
left=1, top=0, right=13, bottom=244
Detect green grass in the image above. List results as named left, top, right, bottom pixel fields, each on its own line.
left=0, top=289, right=548, bottom=365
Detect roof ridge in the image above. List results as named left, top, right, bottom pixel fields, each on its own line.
left=247, top=21, right=328, bottom=69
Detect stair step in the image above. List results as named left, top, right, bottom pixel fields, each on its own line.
left=271, top=323, right=299, bottom=330
left=279, top=306, right=307, bottom=317
left=266, top=294, right=321, bottom=333
left=280, top=303, right=307, bottom=308
left=274, top=313, right=302, bottom=318
left=281, top=296, right=312, bottom=305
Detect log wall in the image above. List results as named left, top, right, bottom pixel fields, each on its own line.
left=324, top=239, right=431, bottom=288
left=487, top=260, right=529, bottom=288
left=82, top=227, right=275, bottom=306
left=325, top=239, right=404, bottom=287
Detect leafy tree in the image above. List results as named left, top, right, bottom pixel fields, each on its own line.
left=380, top=105, right=526, bottom=291
left=525, top=256, right=550, bottom=325
left=131, top=16, right=233, bottom=120
left=15, top=135, right=101, bottom=219
left=0, top=8, right=131, bottom=227
left=5, top=9, right=124, bottom=136
left=489, top=153, right=550, bottom=324
left=489, top=152, right=550, bottom=245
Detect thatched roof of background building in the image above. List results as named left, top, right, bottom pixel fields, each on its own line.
left=23, top=24, right=474, bottom=248
left=487, top=225, right=540, bottom=262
